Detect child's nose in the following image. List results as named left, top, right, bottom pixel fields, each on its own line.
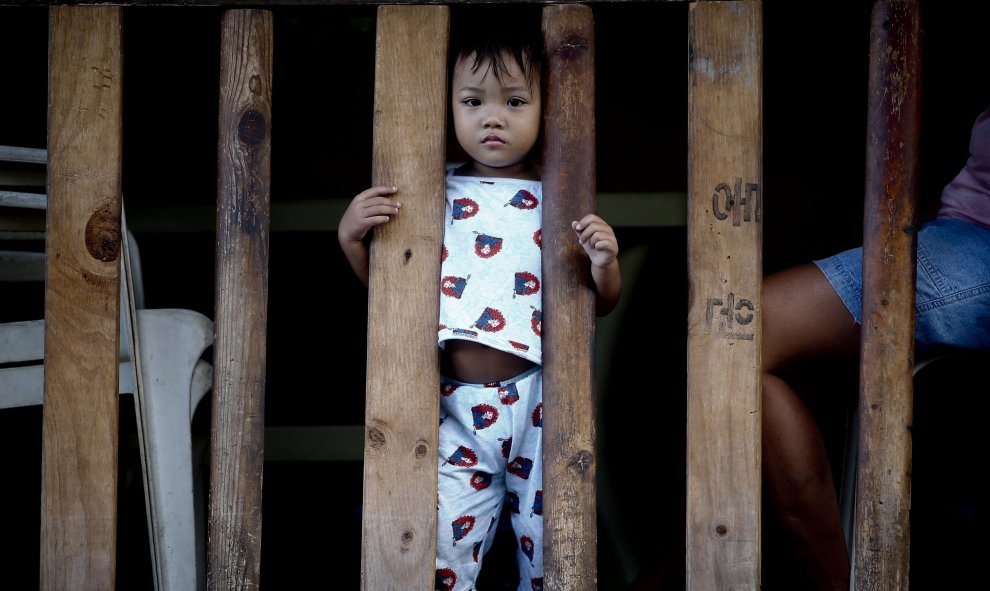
left=483, top=110, right=505, bottom=128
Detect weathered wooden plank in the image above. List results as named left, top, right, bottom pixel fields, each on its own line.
left=41, top=6, right=122, bottom=590
left=207, top=9, right=273, bottom=591
left=362, top=5, right=447, bottom=589
left=854, top=1, right=921, bottom=589
left=685, top=1, right=762, bottom=589
left=540, top=4, right=598, bottom=590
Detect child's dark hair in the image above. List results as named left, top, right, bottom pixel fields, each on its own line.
left=448, top=5, right=544, bottom=90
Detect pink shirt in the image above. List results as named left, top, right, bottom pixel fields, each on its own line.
left=939, top=108, right=990, bottom=229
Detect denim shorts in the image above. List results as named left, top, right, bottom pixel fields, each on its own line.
left=814, top=218, right=990, bottom=356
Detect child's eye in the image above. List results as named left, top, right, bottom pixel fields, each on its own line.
left=507, top=98, right=527, bottom=107
left=462, top=98, right=481, bottom=107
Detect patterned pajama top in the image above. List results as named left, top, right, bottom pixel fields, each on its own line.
left=438, top=166, right=543, bottom=365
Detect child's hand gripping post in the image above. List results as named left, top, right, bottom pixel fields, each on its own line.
left=337, top=185, right=401, bottom=286
left=572, top=213, right=622, bottom=316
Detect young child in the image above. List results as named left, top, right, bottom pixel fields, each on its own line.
left=337, top=11, right=621, bottom=591
left=761, top=107, right=990, bottom=589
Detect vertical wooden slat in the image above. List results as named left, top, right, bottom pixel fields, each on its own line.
left=854, top=1, right=921, bottom=589
left=208, top=9, right=272, bottom=591
left=540, top=5, right=598, bottom=590
left=42, top=6, right=122, bottom=590
left=685, top=1, right=763, bottom=589
left=362, top=6, right=448, bottom=589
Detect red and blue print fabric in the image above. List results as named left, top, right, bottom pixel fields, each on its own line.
left=439, top=167, right=543, bottom=365
left=436, top=366, right=543, bottom=591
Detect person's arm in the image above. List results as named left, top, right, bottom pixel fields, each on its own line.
left=337, top=186, right=400, bottom=286
left=572, top=213, right=621, bottom=316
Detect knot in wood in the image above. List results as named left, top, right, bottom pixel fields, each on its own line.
left=238, top=109, right=267, bottom=146
left=414, top=441, right=429, bottom=459
left=568, top=450, right=594, bottom=475
left=249, top=74, right=262, bottom=95
left=367, top=427, right=386, bottom=450
left=555, top=35, right=590, bottom=61
left=715, top=524, right=728, bottom=537
left=85, top=206, right=120, bottom=262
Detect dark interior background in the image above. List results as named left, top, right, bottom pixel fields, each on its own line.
left=2, top=1, right=988, bottom=589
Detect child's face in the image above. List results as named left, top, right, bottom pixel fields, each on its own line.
left=451, top=51, right=541, bottom=178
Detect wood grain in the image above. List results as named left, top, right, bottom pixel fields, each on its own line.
left=362, top=5, right=448, bottom=589
left=208, top=9, right=272, bottom=591
left=42, top=6, right=123, bottom=590
left=685, top=2, right=762, bottom=589
left=540, top=5, right=598, bottom=590
left=854, top=2, right=921, bottom=589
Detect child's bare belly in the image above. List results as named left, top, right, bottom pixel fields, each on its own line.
left=441, top=340, right=536, bottom=384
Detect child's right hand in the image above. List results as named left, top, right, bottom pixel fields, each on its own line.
left=337, top=186, right=401, bottom=245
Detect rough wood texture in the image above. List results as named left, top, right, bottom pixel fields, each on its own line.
left=854, top=2, right=921, bottom=589
left=207, top=9, right=272, bottom=591
left=41, top=6, right=122, bottom=590
left=362, top=6, right=448, bottom=589
left=540, top=5, right=598, bottom=590
left=685, top=2, right=762, bottom=589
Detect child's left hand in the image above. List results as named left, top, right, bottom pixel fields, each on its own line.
left=572, top=213, right=619, bottom=269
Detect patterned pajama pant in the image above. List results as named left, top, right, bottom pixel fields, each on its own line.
left=435, top=365, right=544, bottom=591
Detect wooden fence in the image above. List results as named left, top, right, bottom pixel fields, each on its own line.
left=2, top=1, right=920, bottom=589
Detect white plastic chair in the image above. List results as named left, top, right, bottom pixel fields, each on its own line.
left=0, top=188, right=211, bottom=591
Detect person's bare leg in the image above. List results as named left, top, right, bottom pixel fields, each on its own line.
left=762, top=263, right=860, bottom=590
